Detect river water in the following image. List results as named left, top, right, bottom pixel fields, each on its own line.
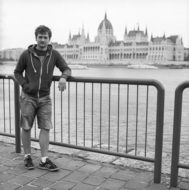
left=0, top=62, right=189, bottom=176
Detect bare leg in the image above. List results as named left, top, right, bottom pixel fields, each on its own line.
left=39, top=129, right=49, bottom=157
left=22, top=128, right=31, bottom=154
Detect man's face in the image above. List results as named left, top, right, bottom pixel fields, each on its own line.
left=36, top=32, right=50, bottom=49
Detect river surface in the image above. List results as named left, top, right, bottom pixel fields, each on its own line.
left=0, top=62, right=189, bottom=176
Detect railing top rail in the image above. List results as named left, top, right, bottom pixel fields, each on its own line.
left=54, top=76, right=165, bottom=91
left=175, top=81, right=189, bottom=93
left=0, top=74, right=164, bottom=92
left=0, top=74, right=16, bottom=81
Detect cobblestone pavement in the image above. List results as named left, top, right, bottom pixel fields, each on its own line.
left=0, top=141, right=188, bottom=190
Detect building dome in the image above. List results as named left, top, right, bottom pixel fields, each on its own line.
left=98, top=13, right=113, bottom=31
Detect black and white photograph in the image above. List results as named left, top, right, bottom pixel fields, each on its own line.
left=0, top=0, right=189, bottom=189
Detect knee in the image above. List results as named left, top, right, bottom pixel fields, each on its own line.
left=41, top=128, right=50, bottom=134
left=22, top=128, right=31, bottom=132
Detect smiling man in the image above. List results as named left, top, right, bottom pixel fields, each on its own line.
left=14, top=25, right=71, bottom=171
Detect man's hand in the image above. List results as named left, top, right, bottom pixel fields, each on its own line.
left=58, top=78, right=67, bottom=91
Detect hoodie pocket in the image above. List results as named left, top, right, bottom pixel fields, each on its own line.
left=23, top=82, right=38, bottom=95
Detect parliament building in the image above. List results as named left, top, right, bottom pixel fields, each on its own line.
left=53, top=13, right=184, bottom=65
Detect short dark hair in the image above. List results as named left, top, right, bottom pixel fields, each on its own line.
left=35, top=25, right=52, bottom=39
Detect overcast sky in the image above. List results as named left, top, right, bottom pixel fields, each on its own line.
left=0, top=0, right=189, bottom=50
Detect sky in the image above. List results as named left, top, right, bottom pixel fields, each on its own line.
left=0, top=0, right=189, bottom=50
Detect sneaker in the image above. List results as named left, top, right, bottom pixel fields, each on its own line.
left=24, top=155, right=34, bottom=170
left=38, top=158, right=59, bottom=172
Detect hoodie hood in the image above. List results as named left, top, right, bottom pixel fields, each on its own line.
left=28, top=44, right=53, bottom=55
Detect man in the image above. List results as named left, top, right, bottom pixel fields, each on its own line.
left=14, top=25, right=71, bottom=171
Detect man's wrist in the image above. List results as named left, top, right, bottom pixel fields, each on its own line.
left=60, top=77, right=66, bottom=82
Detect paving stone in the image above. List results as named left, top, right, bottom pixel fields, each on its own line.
left=63, top=170, right=90, bottom=182
left=179, top=181, right=189, bottom=190
left=78, top=163, right=101, bottom=173
left=0, top=165, right=9, bottom=172
left=23, top=168, right=48, bottom=178
left=0, top=172, right=17, bottom=183
left=30, top=178, right=54, bottom=188
left=40, top=169, right=71, bottom=181
left=4, top=159, right=23, bottom=167
left=100, top=178, right=126, bottom=190
left=8, top=175, right=34, bottom=185
left=110, top=169, right=136, bottom=181
left=55, top=158, right=85, bottom=170
left=71, top=182, right=96, bottom=190
left=93, top=166, right=118, bottom=178
left=83, top=175, right=106, bottom=186
left=135, top=172, right=154, bottom=183
left=17, top=184, right=44, bottom=190
left=125, top=180, right=149, bottom=189
left=144, top=183, right=168, bottom=190
left=6, top=166, right=27, bottom=175
left=0, top=182, right=21, bottom=190
left=50, top=180, right=76, bottom=190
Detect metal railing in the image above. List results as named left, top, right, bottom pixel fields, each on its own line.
left=0, top=74, right=21, bottom=152
left=170, top=81, right=189, bottom=187
left=0, top=74, right=165, bottom=183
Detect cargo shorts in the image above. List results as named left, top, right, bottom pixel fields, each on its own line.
left=19, top=91, right=53, bottom=130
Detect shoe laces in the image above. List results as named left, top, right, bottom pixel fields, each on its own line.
left=45, top=158, right=57, bottom=168
left=25, top=155, right=33, bottom=164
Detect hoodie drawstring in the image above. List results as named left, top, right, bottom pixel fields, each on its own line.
left=47, top=51, right=52, bottom=74
left=30, top=53, right=37, bottom=73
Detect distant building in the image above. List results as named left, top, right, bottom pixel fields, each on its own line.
left=53, top=13, right=185, bottom=65
left=0, top=48, right=24, bottom=61
left=184, top=48, right=189, bottom=61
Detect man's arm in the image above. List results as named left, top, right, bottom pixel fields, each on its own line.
left=14, top=51, right=27, bottom=87
left=55, top=50, right=71, bottom=80
left=55, top=50, right=71, bottom=91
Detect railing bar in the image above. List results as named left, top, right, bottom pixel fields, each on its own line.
left=68, top=82, right=70, bottom=144
left=91, top=83, right=94, bottom=147
left=145, top=85, right=149, bottom=157
left=83, top=82, right=86, bottom=146
left=108, top=84, right=111, bottom=150
left=53, top=81, right=56, bottom=142
left=61, top=91, right=63, bottom=143
left=178, top=163, right=189, bottom=169
left=46, top=140, right=155, bottom=163
left=3, top=79, right=6, bottom=132
left=34, top=118, right=37, bottom=138
left=9, top=79, right=12, bottom=133
left=76, top=82, right=78, bottom=145
left=135, top=85, right=139, bottom=156
left=100, top=83, right=102, bottom=149
left=126, top=85, right=129, bottom=153
left=117, top=84, right=120, bottom=152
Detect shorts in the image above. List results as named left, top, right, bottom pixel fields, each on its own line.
left=19, top=91, right=53, bottom=130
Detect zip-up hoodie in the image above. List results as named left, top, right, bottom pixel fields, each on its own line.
left=14, top=44, right=71, bottom=98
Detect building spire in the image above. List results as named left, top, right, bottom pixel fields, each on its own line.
left=163, top=33, right=166, bottom=39
left=151, top=34, right=153, bottom=41
left=145, top=27, right=148, bottom=36
left=105, top=12, right=107, bottom=19
left=124, top=26, right=127, bottom=35
left=69, top=31, right=71, bottom=40
left=82, top=24, right=85, bottom=36
left=87, top=32, right=90, bottom=41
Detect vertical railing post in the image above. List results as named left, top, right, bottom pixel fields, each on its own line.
left=154, top=86, right=164, bottom=183
left=14, top=80, right=21, bottom=153
left=170, top=87, right=183, bottom=187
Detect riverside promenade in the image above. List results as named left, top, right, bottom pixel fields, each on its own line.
left=0, top=141, right=188, bottom=190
